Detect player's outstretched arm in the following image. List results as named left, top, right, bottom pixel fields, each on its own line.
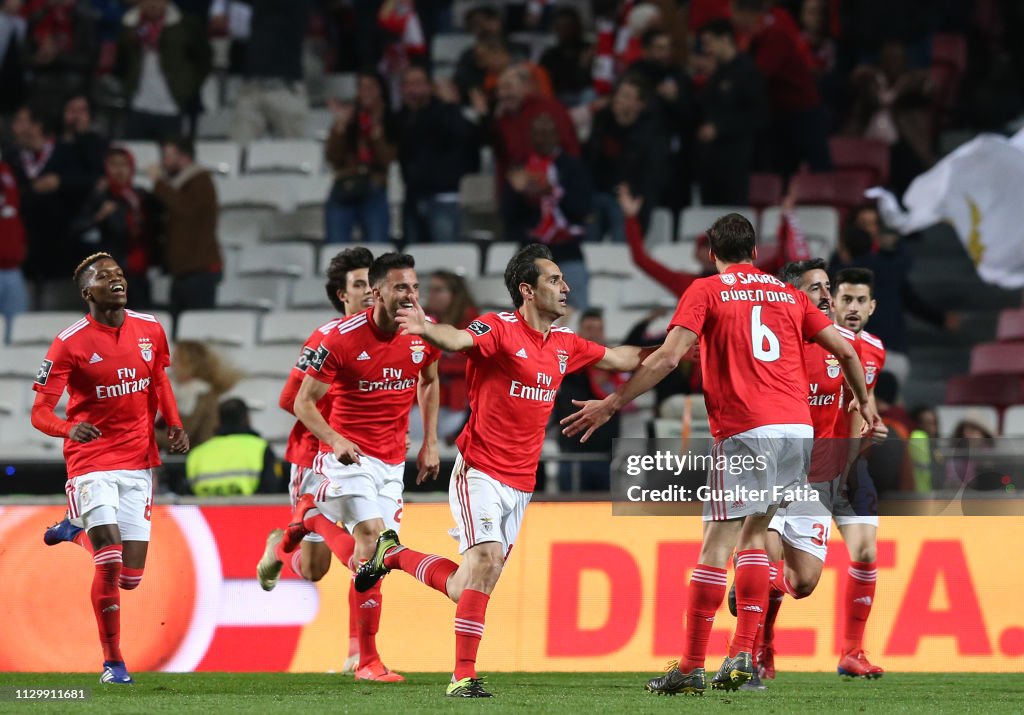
left=396, top=294, right=475, bottom=352
left=294, top=374, right=362, bottom=464
left=30, top=392, right=100, bottom=442
left=416, top=361, right=441, bottom=484
left=152, top=365, right=189, bottom=453
left=594, top=344, right=659, bottom=372
left=562, top=327, right=696, bottom=443
left=811, top=325, right=880, bottom=436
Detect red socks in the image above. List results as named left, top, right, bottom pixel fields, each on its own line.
left=92, top=545, right=123, bottom=663
left=731, top=550, right=770, bottom=656
left=304, top=514, right=356, bottom=567
left=384, top=546, right=459, bottom=597
left=119, top=567, right=143, bottom=591
left=454, top=589, right=489, bottom=680
left=348, top=582, right=359, bottom=658
left=681, top=565, right=727, bottom=671
left=73, top=530, right=93, bottom=553
left=843, top=561, right=877, bottom=653
left=355, top=579, right=383, bottom=669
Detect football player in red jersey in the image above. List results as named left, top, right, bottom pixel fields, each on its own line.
left=353, top=244, right=653, bottom=698
left=562, top=214, right=881, bottom=694
left=283, top=252, right=442, bottom=683
left=255, top=247, right=374, bottom=673
left=31, top=253, right=188, bottom=685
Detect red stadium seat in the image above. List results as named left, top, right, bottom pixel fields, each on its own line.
left=969, top=342, right=1024, bottom=376
left=790, top=171, right=873, bottom=223
left=828, top=137, right=890, bottom=185
left=748, top=173, right=783, bottom=211
left=945, top=374, right=1024, bottom=407
left=996, top=309, right=1024, bottom=342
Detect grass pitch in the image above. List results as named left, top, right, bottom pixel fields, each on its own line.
left=1, top=672, right=1021, bottom=714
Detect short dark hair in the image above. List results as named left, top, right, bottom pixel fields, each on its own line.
left=707, top=213, right=756, bottom=263
left=368, top=252, right=416, bottom=287
left=874, top=371, right=899, bottom=405
left=781, top=258, right=828, bottom=287
left=616, top=72, right=652, bottom=102
left=466, top=4, right=500, bottom=24
left=733, top=0, right=768, bottom=12
left=842, top=226, right=873, bottom=258
left=833, top=267, right=875, bottom=297
left=19, top=100, right=60, bottom=136
left=580, top=307, right=604, bottom=323
left=325, top=247, right=374, bottom=312
left=504, top=243, right=553, bottom=308
left=160, top=135, right=195, bottom=159
left=73, top=252, right=116, bottom=289
left=641, top=28, right=670, bottom=49
left=699, top=18, right=735, bottom=41
left=218, top=398, right=250, bottom=430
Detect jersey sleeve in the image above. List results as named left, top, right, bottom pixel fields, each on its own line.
left=798, top=291, right=832, bottom=339
left=294, top=330, right=322, bottom=375
left=668, top=281, right=711, bottom=336
left=464, top=313, right=503, bottom=358
left=156, top=323, right=172, bottom=370
left=31, top=337, right=72, bottom=397
left=566, top=335, right=608, bottom=373
left=304, top=330, right=341, bottom=384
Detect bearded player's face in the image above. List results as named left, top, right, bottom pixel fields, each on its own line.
left=799, top=268, right=832, bottom=318
left=376, top=267, right=419, bottom=321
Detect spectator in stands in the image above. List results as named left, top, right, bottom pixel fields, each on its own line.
left=539, top=6, right=593, bottom=107
left=24, top=0, right=97, bottom=105
left=230, top=0, right=311, bottom=143
left=115, top=0, right=212, bottom=140
left=692, top=18, right=765, bottom=202
left=504, top=0, right=551, bottom=33
left=61, top=95, right=107, bottom=184
left=477, top=35, right=553, bottom=100
left=160, top=339, right=241, bottom=451
left=554, top=308, right=622, bottom=491
left=586, top=73, right=668, bottom=242
left=731, top=0, right=831, bottom=177
left=0, top=154, right=27, bottom=339
left=454, top=4, right=509, bottom=101
left=323, top=70, right=398, bottom=244
left=947, top=413, right=997, bottom=491
left=908, top=405, right=942, bottom=493
left=797, top=0, right=839, bottom=112
left=491, top=64, right=579, bottom=201
left=396, top=65, right=483, bottom=243
left=378, top=0, right=427, bottom=102
left=502, top=112, right=590, bottom=309
left=628, top=27, right=695, bottom=210
left=71, top=147, right=156, bottom=308
left=148, top=135, right=221, bottom=316
left=0, top=1, right=28, bottom=116
left=185, top=398, right=282, bottom=495
left=868, top=370, right=912, bottom=492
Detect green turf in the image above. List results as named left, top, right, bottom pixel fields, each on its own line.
left=1, top=672, right=1022, bottom=714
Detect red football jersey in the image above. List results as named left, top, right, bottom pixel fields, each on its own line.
left=32, top=310, right=171, bottom=478
left=804, top=325, right=856, bottom=482
left=305, top=307, right=440, bottom=464
left=834, top=328, right=887, bottom=439
left=669, top=264, right=832, bottom=440
left=284, top=317, right=343, bottom=468
left=455, top=311, right=606, bottom=492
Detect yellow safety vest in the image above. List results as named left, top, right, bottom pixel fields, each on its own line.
left=185, top=433, right=267, bottom=496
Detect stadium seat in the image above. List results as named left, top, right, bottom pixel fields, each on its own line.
left=246, top=345, right=304, bottom=378
left=468, top=275, right=510, bottom=310
left=177, top=310, right=260, bottom=349
left=237, top=243, right=316, bottom=278
left=680, top=206, right=757, bottom=241
left=0, top=378, right=29, bottom=415
left=218, top=208, right=276, bottom=248
left=249, top=405, right=298, bottom=442
left=197, top=108, right=234, bottom=139
left=120, top=141, right=159, bottom=172
left=9, top=312, right=87, bottom=346
left=223, top=377, right=286, bottom=411
left=322, top=73, right=357, bottom=100
left=216, top=276, right=293, bottom=310
left=790, top=171, right=873, bottom=212
left=290, top=280, right=333, bottom=309
left=304, top=108, right=334, bottom=140
left=645, top=207, right=674, bottom=245
left=459, top=173, right=496, bottom=213
left=196, top=140, right=242, bottom=177
left=996, top=308, right=1024, bottom=342
left=748, top=173, right=784, bottom=210
left=431, top=32, right=474, bottom=68
left=404, top=243, right=481, bottom=278
left=245, top=140, right=323, bottom=175
left=217, top=176, right=295, bottom=212
left=291, top=175, right=334, bottom=208
left=945, top=374, right=1024, bottom=407
left=619, top=275, right=677, bottom=309
left=650, top=242, right=703, bottom=275
left=603, top=308, right=650, bottom=343
left=588, top=276, right=624, bottom=310
left=828, top=137, right=890, bottom=185
left=935, top=405, right=999, bottom=438
left=582, top=244, right=635, bottom=278
left=259, top=209, right=325, bottom=243
left=0, top=415, right=62, bottom=456
left=969, top=343, right=1024, bottom=375
left=260, top=310, right=339, bottom=345
left=760, top=206, right=840, bottom=258
left=1003, top=405, right=1024, bottom=437
left=483, top=242, right=517, bottom=276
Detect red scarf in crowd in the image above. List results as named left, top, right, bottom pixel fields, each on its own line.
left=27, top=0, right=74, bottom=52
left=525, top=153, right=581, bottom=246
left=106, top=147, right=147, bottom=274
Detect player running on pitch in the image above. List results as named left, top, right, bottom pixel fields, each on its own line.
left=33, top=253, right=189, bottom=684
left=561, top=215, right=881, bottom=695
left=354, top=244, right=653, bottom=698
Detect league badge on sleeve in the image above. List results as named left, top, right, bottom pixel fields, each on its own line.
left=35, top=358, right=53, bottom=386
left=466, top=319, right=491, bottom=337
left=138, top=339, right=153, bottom=362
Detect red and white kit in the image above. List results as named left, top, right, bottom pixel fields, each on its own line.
left=669, top=265, right=832, bottom=520
left=450, top=311, right=605, bottom=554
left=305, top=308, right=439, bottom=532
left=33, top=311, right=171, bottom=540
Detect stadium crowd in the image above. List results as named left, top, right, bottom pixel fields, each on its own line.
left=1, top=0, right=1022, bottom=496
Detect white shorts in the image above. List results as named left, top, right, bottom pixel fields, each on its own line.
left=703, top=424, right=814, bottom=522
left=289, top=464, right=326, bottom=543
left=311, top=451, right=404, bottom=534
left=448, top=452, right=532, bottom=557
left=769, top=478, right=876, bottom=560
left=65, top=469, right=154, bottom=542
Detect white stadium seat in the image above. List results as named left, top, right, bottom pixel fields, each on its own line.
left=484, top=242, right=517, bottom=276
left=236, top=243, right=316, bottom=278
left=650, top=243, right=703, bottom=275
left=177, top=310, right=260, bottom=349
left=0, top=377, right=30, bottom=415
left=935, top=405, right=1000, bottom=438
left=246, top=345, right=305, bottom=378
left=196, top=140, right=242, bottom=177
left=619, top=275, right=678, bottom=309
left=680, top=206, right=757, bottom=241
left=468, top=275, right=510, bottom=310
left=245, top=139, right=324, bottom=175
left=305, top=108, right=334, bottom=141
left=582, top=244, right=635, bottom=278
left=323, top=73, right=357, bottom=101
left=223, top=377, right=285, bottom=411
left=588, top=276, right=623, bottom=310
left=9, top=312, right=87, bottom=346
left=431, top=33, right=474, bottom=67
left=218, top=208, right=275, bottom=248
left=404, top=243, right=481, bottom=278
left=646, top=207, right=674, bottom=245
left=250, top=406, right=299, bottom=442
left=262, top=209, right=325, bottom=243
left=760, top=206, right=839, bottom=258
left=290, top=280, right=333, bottom=309
left=602, top=308, right=651, bottom=343
left=291, top=175, right=334, bottom=208
left=0, top=346, right=47, bottom=378
left=260, top=310, right=339, bottom=345
left=217, top=176, right=295, bottom=212
left=119, top=141, right=159, bottom=172
left=1003, top=406, right=1024, bottom=437
left=459, top=173, right=496, bottom=212
left=216, top=276, right=293, bottom=310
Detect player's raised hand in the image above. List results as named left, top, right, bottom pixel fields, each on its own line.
left=416, top=441, right=440, bottom=484
left=332, top=435, right=363, bottom=465
left=68, top=422, right=101, bottom=443
left=560, top=397, right=615, bottom=443
left=167, top=425, right=190, bottom=453
left=616, top=183, right=642, bottom=218
left=857, top=401, right=884, bottom=439
left=396, top=294, right=427, bottom=336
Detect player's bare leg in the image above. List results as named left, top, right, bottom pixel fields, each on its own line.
left=349, top=517, right=402, bottom=682
left=836, top=522, right=883, bottom=678
left=86, top=523, right=133, bottom=684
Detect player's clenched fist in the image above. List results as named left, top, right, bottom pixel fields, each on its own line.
left=167, top=426, right=190, bottom=453
left=68, top=422, right=101, bottom=443
left=331, top=436, right=363, bottom=465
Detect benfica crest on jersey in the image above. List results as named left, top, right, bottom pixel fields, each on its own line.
left=410, top=344, right=426, bottom=364
left=138, top=340, right=153, bottom=362
left=825, top=356, right=841, bottom=379
left=557, top=351, right=568, bottom=374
